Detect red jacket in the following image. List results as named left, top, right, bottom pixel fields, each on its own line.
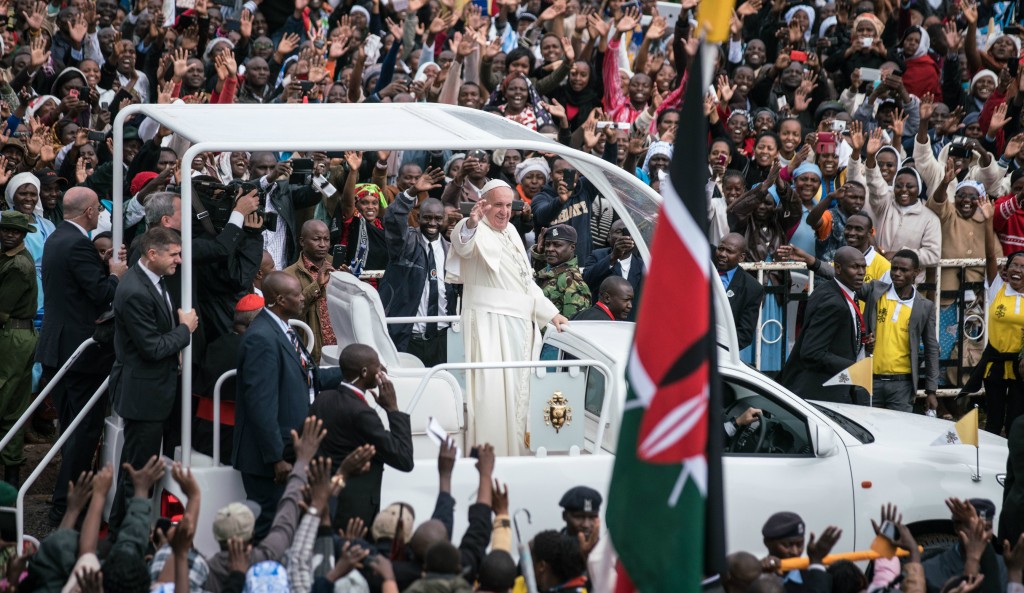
left=994, top=194, right=1024, bottom=255
left=902, top=54, right=942, bottom=100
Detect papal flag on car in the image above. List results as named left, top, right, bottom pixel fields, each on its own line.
left=931, top=407, right=979, bottom=446
left=605, top=17, right=727, bottom=593
left=822, top=357, right=873, bottom=396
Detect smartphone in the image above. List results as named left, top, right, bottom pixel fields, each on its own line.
left=776, top=96, right=788, bottom=110
left=511, top=200, right=524, bottom=212
left=831, top=120, right=847, bottom=132
left=87, top=130, right=106, bottom=142
left=789, top=50, right=808, bottom=63
left=298, top=80, right=314, bottom=95
left=459, top=202, right=475, bottom=217
left=175, top=0, right=195, bottom=8
left=860, top=67, right=882, bottom=82
left=716, top=155, right=727, bottom=166
left=331, top=244, right=348, bottom=269
left=563, top=169, right=577, bottom=189
left=878, top=520, right=898, bottom=544
left=817, top=132, right=836, bottom=145
left=68, top=88, right=79, bottom=99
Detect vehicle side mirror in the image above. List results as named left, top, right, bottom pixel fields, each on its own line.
left=810, top=420, right=839, bottom=457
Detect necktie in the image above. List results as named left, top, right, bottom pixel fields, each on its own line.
left=287, top=328, right=314, bottom=388
left=158, top=278, right=173, bottom=319
left=838, top=288, right=866, bottom=350
left=426, top=242, right=439, bottom=338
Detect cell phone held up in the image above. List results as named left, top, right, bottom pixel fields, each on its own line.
left=331, top=244, right=348, bottom=269
left=562, top=169, right=577, bottom=191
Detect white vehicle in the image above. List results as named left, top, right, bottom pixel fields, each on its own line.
left=11, top=104, right=1005, bottom=559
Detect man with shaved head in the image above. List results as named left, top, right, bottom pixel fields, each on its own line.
left=573, top=276, right=634, bottom=321
left=233, top=271, right=343, bottom=539
left=379, top=167, right=455, bottom=366
left=284, top=219, right=336, bottom=362
left=446, top=180, right=568, bottom=455
left=780, top=245, right=870, bottom=404
left=311, top=343, right=413, bottom=530
left=715, top=233, right=764, bottom=350
left=38, top=186, right=127, bottom=523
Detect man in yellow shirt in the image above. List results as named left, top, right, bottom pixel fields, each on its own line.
left=844, top=212, right=891, bottom=284
left=861, top=249, right=940, bottom=413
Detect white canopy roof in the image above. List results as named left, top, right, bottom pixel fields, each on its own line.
left=112, top=103, right=661, bottom=257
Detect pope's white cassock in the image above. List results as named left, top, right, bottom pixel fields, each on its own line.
left=445, top=194, right=559, bottom=456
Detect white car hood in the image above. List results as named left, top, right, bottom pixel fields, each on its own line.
left=816, top=402, right=1007, bottom=466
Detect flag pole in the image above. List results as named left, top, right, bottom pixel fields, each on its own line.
left=973, top=404, right=981, bottom=482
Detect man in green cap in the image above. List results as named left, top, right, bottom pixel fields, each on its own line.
left=0, top=211, right=39, bottom=486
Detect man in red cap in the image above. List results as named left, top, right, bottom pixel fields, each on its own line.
left=194, top=293, right=264, bottom=464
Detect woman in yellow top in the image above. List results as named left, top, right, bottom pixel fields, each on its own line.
left=981, top=230, right=1024, bottom=435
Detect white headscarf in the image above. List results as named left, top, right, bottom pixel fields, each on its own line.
left=955, top=179, right=987, bottom=199
left=785, top=5, right=816, bottom=43
left=643, top=141, right=674, bottom=174
left=4, top=172, right=42, bottom=218
left=906, top=26, right=930, bottom=59
left=818, top=15, right=837, bottom=41
left=515, top=157, right=551, bottom=184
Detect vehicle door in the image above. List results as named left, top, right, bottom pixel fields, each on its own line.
left=721, top=368, right=857, bottom=555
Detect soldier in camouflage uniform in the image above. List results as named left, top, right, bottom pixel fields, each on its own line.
left=535, top=224, right=592, bottom=318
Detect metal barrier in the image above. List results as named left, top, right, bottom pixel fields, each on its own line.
left=17, top=377, right=109, bottom=552
left=0, top=338, right=96, bottom=452
left=404, top=360, right=616, bottom=454
left=211, top=370, right=236, bottom=467
left=738, top=258, right=1003, bottom=398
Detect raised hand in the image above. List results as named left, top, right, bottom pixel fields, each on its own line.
left=807, top=526, right=843, bottom=565
left=22, top=0, right=45, bottom=31
left=125, top=455, right=166, bottom=498
left=991, top=102, right=1011, bottom=132
left=29, top=35, right=50, bottom=68
left=413, top=166, right=445, bottom=193
left=866, top=127, right=884, bottom=154
left=292, top=416, right=327, bottom=465
left=616, top=6, right=640, bottom=33
left=891, top=108, right=909, bottom=138
left=239, top=8, right=253, bottom=38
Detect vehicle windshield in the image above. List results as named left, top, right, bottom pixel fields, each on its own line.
left=811, top=404, right=875, bottom=444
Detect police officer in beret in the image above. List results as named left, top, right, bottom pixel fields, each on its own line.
left=923, top=498, right=1008, bottom=593
left=560, top=485, right=602, bottom=542
left=535, top=225, right=592, bottom=319
left=761, top=511, right=842, bottom=593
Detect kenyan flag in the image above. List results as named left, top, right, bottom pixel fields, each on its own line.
left=605, top=39, right=726, bottom=593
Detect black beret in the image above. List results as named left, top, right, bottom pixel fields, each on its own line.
left=970, top=498, right=996, bottom=521
left=762, top=512, right=805, bottom=540
left=559, top=486, right=602, bottom=513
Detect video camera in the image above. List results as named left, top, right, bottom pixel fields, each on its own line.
left=191, top=176, right=276, bottom=234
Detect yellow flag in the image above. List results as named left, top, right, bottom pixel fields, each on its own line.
left=822, top=357, right=873, bottom=396
left=697, top=0, right=737, bottom=43
left=955, top=408, right=979, bottom=447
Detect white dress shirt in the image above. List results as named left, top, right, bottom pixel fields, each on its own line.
left=139, top=260, right=173, bottom=318
left=835, top=279, right=864, bottom=360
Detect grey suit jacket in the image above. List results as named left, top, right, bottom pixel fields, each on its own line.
left=860, top=281, right=940, bottom=392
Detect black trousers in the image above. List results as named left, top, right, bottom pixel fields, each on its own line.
left=984, top=371, right=1024, bottom=436
left=241, top=472, right=285, bottom=542
left=47, top=366, right=109, bottom=518
left=407, top=332, right=448, bottom=367
left=109, top=414, right=180, bottom=529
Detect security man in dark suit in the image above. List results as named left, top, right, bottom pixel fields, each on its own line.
left=582, top=220, right=644, bottom=320
left=233, top=271, right=343, bottom=539
left=37, top=187, right=127, bottom=524
left=108, top=227, right=198, bottom=528
left=311, top=343, right=414, bottom=530
left=780, top=246, right=869, bottom=404
left=572, top=276, right=634, bottom=321
left=379, top=169, right=458, bottom=366
left=714, top=233, right=764, bottom=350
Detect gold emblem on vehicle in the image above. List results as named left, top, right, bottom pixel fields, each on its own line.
left=543, top=392, right=573, bottom=433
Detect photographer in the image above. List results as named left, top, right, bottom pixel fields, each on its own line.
left=248, top=151, right=331, bottom=269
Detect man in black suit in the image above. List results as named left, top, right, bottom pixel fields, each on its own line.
left=572, top=276, right=634, bottom=321
left=379, top=168, right=457, bottom=366
left=780, top=246, right=869, bottom=404
left=37, top=187, right=127, bottom=524
left=582, top=220, right=644, bottom=320
left=232, top=271, right=342, bottom=539
left=311, top=343, right=414, bottom=530
left=108, top=227, right=198, bottom=528
left=715, top=233, right=764, bottom=350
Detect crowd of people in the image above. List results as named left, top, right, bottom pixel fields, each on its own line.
left=2, top=0, right=1024, bottom=588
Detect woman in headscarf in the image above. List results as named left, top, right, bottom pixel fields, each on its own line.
left=787, top=161, right=823, bottom=256
left=967, top=70, right=998, bottom=115
left=344, top=183, right=389, bottom=285
left=637, top=141, right=672, bottom=186
left=444, top=153, right=466, bottom=184
left=893, top=26, right=942, bottom=100
left=215, top=152, right=249, bottom=183
left=513, top=157, right=546, bottom=243
left=823, top=12, right=887, bottom=90
left=547, top=60, right=603, bottom=132
left=784, top=5, right=816, bottom=49
left=483, top=73, right=554, bottom=132
left=5, top=172, right=53, bottom=319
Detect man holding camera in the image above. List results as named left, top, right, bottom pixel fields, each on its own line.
left=248, top=152, right=331, bottom=270
left=440, top=150, right=491, bottom=206
left=533, top=157, right=606, bottom=264
left=583, top=219, right=645, bottom=321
